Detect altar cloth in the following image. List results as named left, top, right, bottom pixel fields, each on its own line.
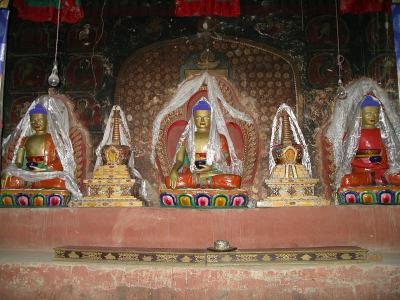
left=54, top=246, right=368, bottom=265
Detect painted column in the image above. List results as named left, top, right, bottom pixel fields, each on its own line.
left=393, top=1, right=400, bottom=103
left=0, top=8, right=9, bottom=153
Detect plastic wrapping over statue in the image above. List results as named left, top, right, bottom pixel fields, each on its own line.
left=326, top=78, right=400, bottom=190
left=1, top=95, right=82, bottom=199
left=165, top=98, right=242, bottom=189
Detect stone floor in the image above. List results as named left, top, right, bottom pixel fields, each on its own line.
left=0, top=250, right=399, bottom=299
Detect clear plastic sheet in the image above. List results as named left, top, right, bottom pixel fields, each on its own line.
left=95, top=105, right=148, bottom=200
left=151, top=72, right=252, bottom=176
left=2, top=95, right=82, bottom=199
left=326, top=78, right=400, bottom=188
left=268, top=103, right=312, bottom=175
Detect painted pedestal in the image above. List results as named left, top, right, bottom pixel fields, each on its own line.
left=160, top=188, right=248, bottom=208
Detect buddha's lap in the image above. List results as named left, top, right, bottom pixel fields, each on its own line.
left=340, top=168, right=400, bottom=187
left=3, top=175, right=66, bottom=189
left=165, top=172, right=241, bottom=189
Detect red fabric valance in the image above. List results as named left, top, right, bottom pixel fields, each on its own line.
left=176, top=0, right=240, bottom=17
left=13, top=0, right=84, bottom=24
left=340, top=0, right=391, bottom=14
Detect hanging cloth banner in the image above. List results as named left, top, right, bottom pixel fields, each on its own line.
left=340, top=0, right=391, bottom=14
left=0, top=9, right=9, bottom=155
left=176, top=0, right=240, bottom=17
left=393, top=2, right=400, bottom=103
left=13, top=0, right=84, bottom=24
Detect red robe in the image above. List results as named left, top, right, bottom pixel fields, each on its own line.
left=351, top=128, right=388, bottom=173
left=4, top=133, right=65, bottom=189
left=340, top=127, right=400, bottom=187
left=165, top=134, right=241, bottom=189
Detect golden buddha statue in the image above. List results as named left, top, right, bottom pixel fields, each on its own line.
left=340, top=95, right=400, bottom=188
left=259, top=104, right=328, bottom=207
left=80, top=106, right=143, bottom=207
left=152, top=73, right=251, bottom=208
left=3, top=103, right=65, bottom=189
left=165, top=98, right=241, bottom=190
left=1, top=97, right=81, bottom=207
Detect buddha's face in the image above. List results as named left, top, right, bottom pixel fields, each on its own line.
left=30, top=113, right=47, bottom=133
left=361, top=106, right=380, bottom=128
left=194, top=110, right=211, bottom=131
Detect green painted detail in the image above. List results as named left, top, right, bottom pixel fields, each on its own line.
left=359, top=191, right=376, bottom=204
left=177, top=193, right=194, bottom=207
left=212, top=194, right=228, bottom=206
left=31, top=194, right=46, bottom=206
left=0, top=194, right=15, bottom=206
left=23, top=0, right=81, bottom=8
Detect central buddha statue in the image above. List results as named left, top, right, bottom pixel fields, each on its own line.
left=151, top=73, right=252, bottom=207
left=165, top=99, right=241, bottom=190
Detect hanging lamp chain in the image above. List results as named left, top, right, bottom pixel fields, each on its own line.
left=54, top=0, right=61, bottom=66
left=334, top=0, right=347, bottom=99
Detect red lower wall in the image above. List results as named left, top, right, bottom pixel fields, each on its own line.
left=0, top=206, right=399, bottom=251
left=1, top=257, right=399, bottom=300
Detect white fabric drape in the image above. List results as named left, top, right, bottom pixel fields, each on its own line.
left=268, top=103, right=312, bottom=175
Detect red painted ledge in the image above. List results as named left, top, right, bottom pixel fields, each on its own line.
left=0, top=206, right=399, bottom=251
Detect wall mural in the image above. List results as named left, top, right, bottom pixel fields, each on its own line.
left=305, top=15, right=349, bottom=49
left=11, top=57, right=47, bottom=90
left=71, top=95, right=102, bottom=130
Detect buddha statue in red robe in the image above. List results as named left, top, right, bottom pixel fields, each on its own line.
left=3, top=103, right=66, bottom=189
left=340, top=95, right=400, bottom=187
left=165, top=99, right=241, bottom=189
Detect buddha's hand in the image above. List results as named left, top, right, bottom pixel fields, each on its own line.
left=170, top=169, right=178, bottom=189
left=369, top=156, right=382, bottom=163
left=195, top=164, right=213, bottom=173
left=26, top=162, right=48, bottom=172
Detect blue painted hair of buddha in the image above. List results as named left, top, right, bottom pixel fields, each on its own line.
left=192, top=97, right=211, bottom=112
left=29, top=103, right=48, bottom=115
left=360, top=95, right=380, bottom=108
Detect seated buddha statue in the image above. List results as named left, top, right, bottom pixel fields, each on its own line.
left=165, top=99, right=241, bottom=190
left=340, top=95, right=400, bottom=188
left=3, top=103, right=65, bottom=189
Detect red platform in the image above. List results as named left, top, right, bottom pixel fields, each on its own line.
left=1, top=206, right=400, bottom=251
left=1, top=207, right=400, bottom=299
